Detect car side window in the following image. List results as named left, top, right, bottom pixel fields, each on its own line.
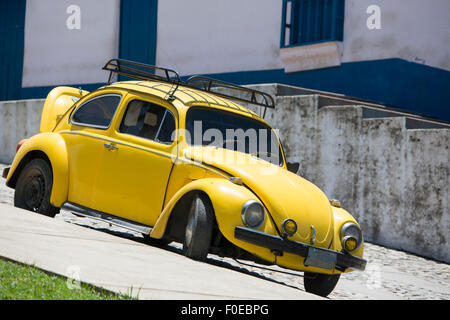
left=72, top=94, right=121, bottom=128
left=119, top=99, right=175, bottom=144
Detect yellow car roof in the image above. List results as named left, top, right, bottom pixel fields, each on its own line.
left=106, top=80, right=261, bottom=119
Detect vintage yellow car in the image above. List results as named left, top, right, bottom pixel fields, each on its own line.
left=3, top=59, right=366, bottom=297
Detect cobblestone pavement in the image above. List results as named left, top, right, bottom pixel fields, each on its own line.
left=1, top=163, right=449, bottom=300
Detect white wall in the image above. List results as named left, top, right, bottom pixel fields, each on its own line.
left=156, top=0, right=284, bottom=75
left=22, top=0, right=120, bottom=87
left=157, top=0, right=450, bottom=75
left=342, top=0, right=450, bottom=71
left=20, top=0, right=450, bottom=86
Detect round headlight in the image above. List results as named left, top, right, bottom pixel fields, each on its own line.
left=281, top=219, right=297, bottom=236
left=241, top=200, right=265, bottom=228
left=341, top=222, right=362, bottom=251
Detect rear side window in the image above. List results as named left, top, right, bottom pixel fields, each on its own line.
left=119, top=99, right=176, bottom=144
left=72, top=94, right=121, bottom=128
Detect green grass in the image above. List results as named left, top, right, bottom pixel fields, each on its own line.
left=0, top=259, right=135, bottom=300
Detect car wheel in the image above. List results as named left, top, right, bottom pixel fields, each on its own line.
left=14, top=158, right=60, bottom=218
left=182, top=194, right=214, bottom=261
left=142, top=234, right=172, bottom=246
left=303, top=272, right=340, bottom=297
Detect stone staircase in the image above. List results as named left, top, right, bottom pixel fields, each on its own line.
left=241, top=83, right=449, bottom=263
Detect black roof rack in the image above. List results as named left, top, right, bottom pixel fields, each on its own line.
left=102, top=59, right=181, bottom=99
left=102, top=59, right=275, bottom=111
left=184, top=76, right=275, bottom=110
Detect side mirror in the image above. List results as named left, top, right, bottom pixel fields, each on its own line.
left=286, top=162, right=300, bottom=174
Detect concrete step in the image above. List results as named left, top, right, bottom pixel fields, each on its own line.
left=245, top=83, right=450, bottom=129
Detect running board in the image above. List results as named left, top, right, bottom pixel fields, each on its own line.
left=62, top=202, right=152, bottom=235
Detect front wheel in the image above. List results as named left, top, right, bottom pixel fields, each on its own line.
left=303, top=272, right=340, bottom=297
left=14, top=158, right=59, bottom=218
left=182, top=194, right=214, bottom=261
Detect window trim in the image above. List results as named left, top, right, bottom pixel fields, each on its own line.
left=117, top=98, right=177, bottom=146
left=70, top=93, right=123, bottom=130
left=280, top=0, right=345, bottom=49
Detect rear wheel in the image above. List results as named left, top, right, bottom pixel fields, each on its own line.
left=182, top=194, right=214, bottom=261
left=14, top=158, right=59, bottom=218
left=303, top=272, right=340, bottom=297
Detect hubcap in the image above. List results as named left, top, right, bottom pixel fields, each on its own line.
left=24, top=174, right=45, bottom=211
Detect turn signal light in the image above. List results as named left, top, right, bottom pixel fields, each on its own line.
left=343, top=236, right=358, bottom=252
left=281, top=219, right=297, bottom=237
left=16, top=139, right=27, bottom=153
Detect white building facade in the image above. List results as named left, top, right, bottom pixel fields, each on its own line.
left=1, top=0, right=449, bottom=121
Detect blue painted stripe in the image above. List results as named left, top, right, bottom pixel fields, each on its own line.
left=0, top=0, right=26, bottom=101
left=119, top=0, right=158, bottom=81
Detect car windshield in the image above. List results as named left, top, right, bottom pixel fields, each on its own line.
left=185, top=106, right=284, bottom=166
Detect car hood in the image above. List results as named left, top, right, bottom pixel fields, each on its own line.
left=184, top=147, right=334, bottom=247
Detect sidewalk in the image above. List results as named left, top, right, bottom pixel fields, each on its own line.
left=0, top=203, right=321, bottom=300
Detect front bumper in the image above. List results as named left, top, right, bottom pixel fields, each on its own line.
left=2, top=167, right=10, bottom=179
left=234, top=226, right=367, bottom=271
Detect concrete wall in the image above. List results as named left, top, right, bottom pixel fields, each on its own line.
left=0, top=99, right=44, bottom=163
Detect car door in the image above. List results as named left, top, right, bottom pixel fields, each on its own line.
left=90, top=93, right=177, bottom=226
left=62, top=90, right=124, bottom=209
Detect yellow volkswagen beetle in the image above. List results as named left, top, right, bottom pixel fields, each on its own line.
left=3, top=59, right=366, bottom=297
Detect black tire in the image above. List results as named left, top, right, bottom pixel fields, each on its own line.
left=142, top=234, right=172, bottom=246
left=14, top=158, right=59, bottom=218
left=182, top=194, right=214, bottom=261
left=303, top=272, right=340, bottom=297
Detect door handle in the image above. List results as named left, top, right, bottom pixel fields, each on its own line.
left=104, top=143, right=118, bottom=151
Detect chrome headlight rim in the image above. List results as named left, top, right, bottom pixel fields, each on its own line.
left=241, top=200, right=265, bottom=229
left=340, top=222, right=363, bottom=251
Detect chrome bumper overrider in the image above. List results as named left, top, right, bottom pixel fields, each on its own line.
left=234, top=226, right=367, bottom=271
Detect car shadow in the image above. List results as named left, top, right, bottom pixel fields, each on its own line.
left=67, top=217, right=304, bottom=293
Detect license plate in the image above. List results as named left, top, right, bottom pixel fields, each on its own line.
left=304, top=247, right=337, bottom=270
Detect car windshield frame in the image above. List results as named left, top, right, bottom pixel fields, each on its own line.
left=185, top=106, right=285, bottom=166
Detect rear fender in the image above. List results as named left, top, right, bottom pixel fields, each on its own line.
left=6, top=133, right=69, bottom=207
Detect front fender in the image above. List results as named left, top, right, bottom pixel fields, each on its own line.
left=151, top=178, right=279, bottom=249
left=331, top=206, right=364, bottom=259
left=6, top=133, right=69, bottom=207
